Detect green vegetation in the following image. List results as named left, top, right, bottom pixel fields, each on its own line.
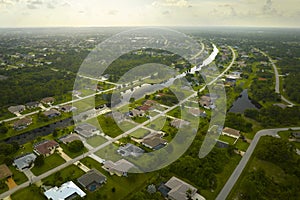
left=43, top=165, right=85, bottom=186
left=9, top=165, right=28, bottom=185
left=60, top=143, right=87, bottom=158
left=11, top=185, right=46, bottom=200
left=225, top=112, right=252, bottom=132
left=31, top=153, right=66, bottom=176
left=229, top=136, right=300, bottom=200
left=130, top=128, right=150, bottom=139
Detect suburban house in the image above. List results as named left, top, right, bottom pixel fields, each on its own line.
left=222, top=127, right=241, bottom=139
left=59, top=134, right=81, bottom=144
left=0, top=164, right=12, bottom=180
left=44, top=181, right=86, bottom=200
left=141, top=133, right=167, bottom=150
left=107, top=111, right=125, bottom=123
left=8, top=105, right=25, bottom=114
left=75, top=123, right=99, bottom=138
left=188, top=107, right=206, bottom=118
left=170, top=119, right=190, bottom=129
left=129, top=109, right=145, bottom=117
left=25, top=101, right=40, bottom=109
left=199, top=96, right=211, bottom=108
left=77, top=169, right=107, bottom=192
left=41, top=97, right=55, bottom=105
left=144, top=100, right=157, bottom=107
left=138, top=105, right=153, bottom=112
left=43, top=109, right=61, bottom=118
left=158, top=176, right=205, bottom=200
left=13, top=117, right=32, bottom=130
left=13, top=153, right=37, bottom=171
left=59, top=105, right=76, bottom=113
left=34, top=140, right=59, bottom=156
left=117, top=143, right=144, bottom=157
left=103, top=159, right=135, bottom=176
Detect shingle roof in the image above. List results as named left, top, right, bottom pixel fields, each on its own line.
left=0, top=164, right=12, bottom=179
left=34, top=140, right=59, bottom=155
left=223, top=127, right=240, bottom=137
left=77, top=169, right=106, bottom=188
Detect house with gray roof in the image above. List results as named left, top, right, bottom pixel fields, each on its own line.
left=117, top=143, right=144, bottom=157
left=25, top=101, right=40, bottom=109
left=43, top=109, right=61, bottom=118
left=159, top=176, right=205, bottom=200
left=13, top=153, right=37, bottom=171
left=8, top=105, right=25, bottom=114
left=103, top=159, right=135, bottom=176
left=13, top=117, right=32, bottom=130
left=77, top=169, right=106, bottom=192
left=75, top=123, right=99, bottom=138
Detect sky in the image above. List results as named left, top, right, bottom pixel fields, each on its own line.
left=0, top=0, right=299, bottom=27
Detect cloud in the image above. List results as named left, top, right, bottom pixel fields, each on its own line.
left=108, top=10, right=118, bottom=15
left=26, top=0, right=43, bottom=9
left=152, top=0, right=191, bottom=8
left=262, top=0, right=277, bottom=15
left=162, top=10, right=170, bottom=15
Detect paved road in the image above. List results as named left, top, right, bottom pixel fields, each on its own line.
left=216, top=127, right=300, bottom=200
left=255, top=48, right=295, bottom=107
left=0, top=44, right=236, bottom=199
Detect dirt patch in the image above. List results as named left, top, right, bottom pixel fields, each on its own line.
left=6, top=177, right=17, bottom=189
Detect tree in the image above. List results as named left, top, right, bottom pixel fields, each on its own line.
left=34, top=155, right=44, bottom=167
left=68, top=140, right=84, bottom=153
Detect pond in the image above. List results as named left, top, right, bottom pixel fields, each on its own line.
left=4, top=117, right=73, bottom=145
left=229, top=89, right=260, bottom=114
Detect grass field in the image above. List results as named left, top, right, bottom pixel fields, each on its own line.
left=11, top=185, right=46, bottom=200
left=130, top=128, right=150, bottom=139
left=219, top=135, right=237, bottom=145
left=146, top=116, right=167, bottom=131
left=31, top=153, right=66, bottom=176
left=42, top=165, right=85, bottom=186
left=79, top=157, right=156, bottom=200
left=87, top=135, right=108, bottom=147
left=9, top=166, right=28, bottom=185
left=59, top=143, right=87, bottom=158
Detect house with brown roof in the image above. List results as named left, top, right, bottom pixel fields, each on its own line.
left=199, top=96, right=211, bottom=108
left=158, top=176, right=205, bottom=200
left=43, top=109, right=61, bottom=118
left=34, top=140, right=59, bottom=156
left=59, top=134, right=81, bottom=144
left=41, top=97, right=55, bottom=105
left=170, top=119, right=190, bottom=129
left=188, top=107, right=206, bottom=118
left=129, top=109, right=145, bottom=117
left=0, top=164, right=12, bottom=180
left=144, top=100, right=157, bottom=106
left=222, top=127, right=241, bottom=139
left=102, top=159, right=135, bottom=176
left=13, top=117, right=32, bottom=130
left=142, top=133, right=167, bottom=150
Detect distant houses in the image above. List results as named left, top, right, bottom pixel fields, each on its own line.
left=103, top=159, right=135, bottom=176
left=13, top=117, right=32, bottom=130
left=8, top=105, right=25, bottom=114
left=158, top=176, right=205, bottom=200
left=170, top=119, right=190, bottom=129
left=75, top=123, right=99, bottom=138
left=77, top=169, right=106, bottom=192
left=13, top=153, right=37, bottom=171
left=59, top=105, right=76, bottom=113
left=34, top=140, right=59, bottom=156
left=41, top=97, right=55, bottom=105
left=25, top=101, right=40, bottom=109
left=44, top=181, right=86, bottom=200
left=188, top=107, right=206, bottom=118
left=43, top=109, right=61, bottom=118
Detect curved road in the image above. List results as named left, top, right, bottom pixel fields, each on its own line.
left=216, top=127, right=300, bottom=200
left=255, top=48, right=295, bottom=107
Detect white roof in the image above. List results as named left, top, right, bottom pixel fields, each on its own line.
left=44, top=181, right=86, bottom=200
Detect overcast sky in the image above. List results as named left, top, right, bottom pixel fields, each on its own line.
left=0, top=0, right=299, bottom=27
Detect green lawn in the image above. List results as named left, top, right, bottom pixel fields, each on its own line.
left=86, top=135, right=108, bottom=147
left=31, top=153, right=66, bottom=176
left=219, top=135, right=237, bottom=145
left=132, top=116, right=148, bottom=123
left=11, top=185, right=46, bottom=200
left=97, top=115, right=124, bottom=138
left=130, top=128, right=150, bottom=139
left=80, top=157, right=156, bottom=200
left=9, top=165, right=28, bottom=185
left=235, top=139, right=250, bottom=152
left=59, top=143, right=87, bottom=158
left=146, top=116, right=167, bottom=131
left=167, top=106, right=181, bottom=118
left=42, top=165, right=85, bottom=187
